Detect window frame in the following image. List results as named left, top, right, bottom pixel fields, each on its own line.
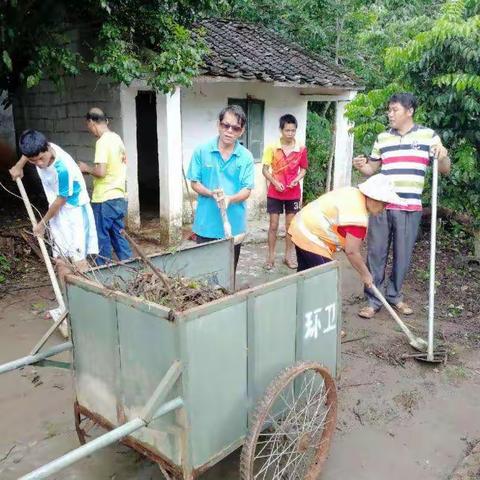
left=227, top=97, right=265, bottom=163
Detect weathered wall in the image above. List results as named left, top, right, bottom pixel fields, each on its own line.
left=181, top=80, right=308, bottom=220
left=0, top=95, right=16, bottom=170
left=0, top=93, right=15, bottom=148
left=0, top=94, right=16, bottom=170
left=12, top=71, right=122, bottom=169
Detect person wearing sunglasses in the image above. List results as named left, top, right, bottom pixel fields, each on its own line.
left=186, top=105, right=255, bottom=274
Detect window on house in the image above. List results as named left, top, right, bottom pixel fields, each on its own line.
left=228, top=98, right=265, bottom=161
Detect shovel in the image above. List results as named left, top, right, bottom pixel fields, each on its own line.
left=371, top=284, right=428, bottom=352
left=426, top=152, right=439, bottom=361
left=16, top=178, right=67, bottom=329
left=414, top=151, right=447, bottom=363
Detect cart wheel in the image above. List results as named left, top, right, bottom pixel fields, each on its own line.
left=240, top=361, right=337, bottom=480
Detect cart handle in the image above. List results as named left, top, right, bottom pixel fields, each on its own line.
left=19, top=397, right=184, bottom=480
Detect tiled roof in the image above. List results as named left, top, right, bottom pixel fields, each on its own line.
left=196, top=19, right=361, bottom=89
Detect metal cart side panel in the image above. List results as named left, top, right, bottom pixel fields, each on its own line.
left=61, top=247, right=342, bottom=479
left=68, top=283, right=120, bottom=424
left=87, top=239, right=235, bottom=291
left=116, top=302, right=181, bottom=465
left=297, top=265, right=340, bottom=376
left=181, top=301, right=248, bottom=469
left=247, top=282, right=298, bottom=408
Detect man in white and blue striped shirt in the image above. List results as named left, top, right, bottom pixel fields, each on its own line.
left=353, top=93, right=450, bottom=319
left=10, top=130, right=98, bottom=269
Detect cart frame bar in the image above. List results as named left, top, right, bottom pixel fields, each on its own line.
left=0, top=341, right=72, bottom=375
left=18, top=361, right=184, bottom=479
left=20, top=397, right=184, bottom=480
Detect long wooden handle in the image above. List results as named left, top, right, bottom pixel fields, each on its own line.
left=213, top=189, right=232, bottom=239
left=120, top=229, right=172, bottom=293
left=181, top=164, right=195, bottom=222
left=370, top=284, right=417, bottom=341
left=213, top=189, right=247, bottom=244
left=16, top=178, right=65, bottom=311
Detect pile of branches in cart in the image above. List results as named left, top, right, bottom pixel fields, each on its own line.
left=101, top=230, right=228, bottom=312
left=119, top=270, right=226, bottom=311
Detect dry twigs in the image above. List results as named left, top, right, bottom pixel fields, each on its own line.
left=119, top=229, right=226, bottom=312
left=122, top=271, right=225, bottom=311
left=121, top=229, right=172, bottom=292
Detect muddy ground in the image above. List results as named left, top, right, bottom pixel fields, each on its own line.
left=1, top=218, right=480, bottom=479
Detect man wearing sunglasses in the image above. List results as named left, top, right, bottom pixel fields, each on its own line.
left=187, top=105, right=255, bottom=274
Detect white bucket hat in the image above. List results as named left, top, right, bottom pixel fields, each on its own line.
left=358, top=174, right=407, bottom=205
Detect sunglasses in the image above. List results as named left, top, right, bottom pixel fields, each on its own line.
left=220, top=121, right=242, bottom=133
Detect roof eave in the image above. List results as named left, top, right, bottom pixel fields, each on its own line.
left=194, top=74, right=363, bottom=92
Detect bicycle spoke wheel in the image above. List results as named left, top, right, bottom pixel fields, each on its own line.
left=240, top=361, right=337, bottom=480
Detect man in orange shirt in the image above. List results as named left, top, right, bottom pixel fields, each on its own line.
left=262, top=114, right=308, bottom=270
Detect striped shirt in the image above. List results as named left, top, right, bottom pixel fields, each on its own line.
left=370, top=125, right=443, bottom=211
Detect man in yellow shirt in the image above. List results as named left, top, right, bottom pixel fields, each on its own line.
left=79, top=107, right=132, bottom=265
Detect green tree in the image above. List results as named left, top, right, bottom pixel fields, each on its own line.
left=0, top=0, right=226, bottom=105
left=347, top=0, right=480, bottom=249
left=345, top=0, right=443, bottom=88
left=228, top=0, right=377, bottom=70
left=227, top=0, right=442, bottom=88
left=303, top=110, right=332, bottom=203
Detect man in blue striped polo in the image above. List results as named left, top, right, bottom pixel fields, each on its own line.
left=353, top=93, right=450, bottom=319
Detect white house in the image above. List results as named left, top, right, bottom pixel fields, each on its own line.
left=13, top=19, right=361, bottom=244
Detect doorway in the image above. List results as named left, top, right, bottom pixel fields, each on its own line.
left=136, top=91, right=159, bottom=222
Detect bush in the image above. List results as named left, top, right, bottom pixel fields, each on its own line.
left=346, top=0, right=480, bottom=228
left=303, top=110, right=332, bottom=203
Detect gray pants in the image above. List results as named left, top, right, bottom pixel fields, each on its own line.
left=365, top=209, right=422, bottom=310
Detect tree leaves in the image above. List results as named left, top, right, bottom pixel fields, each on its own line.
left=434, top=73, right=480, bottom=92
left=0, top=0, right=221, bottom=99
left=346, top=0, right=480, bottom=222
left=2, top=51, right=12, bottom=72
left=303, top=111, right=331, bottom=203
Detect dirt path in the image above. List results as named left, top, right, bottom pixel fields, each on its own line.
left=239, top=240, right=480, bottom=480
left=1, top=235, right=479, bottom=479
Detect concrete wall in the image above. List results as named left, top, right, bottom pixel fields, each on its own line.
left=13, top=71, right=122, bottom=170
left=0, top=93, right=16, bottom=171
left=181, top=80, right=308, bottom=220
left=118, top=85, right=184, bottom=241
left=0, top=93, right=15, bottom=148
